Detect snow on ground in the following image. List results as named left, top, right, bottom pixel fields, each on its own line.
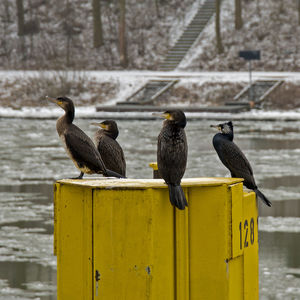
left=0, top=70, right=299, bottom=112
left=2, top=70, right=300, bottom=83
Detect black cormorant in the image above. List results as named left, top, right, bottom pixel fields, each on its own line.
left=91, top=120, right=126, bottom=177
left=46, top=96, right=124, bottom=179
left=157, top=110, right=188, bottom=210
left=211, top=121, right=271, bottom=207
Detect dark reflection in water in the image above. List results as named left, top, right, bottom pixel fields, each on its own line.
left=0, top=261, right=56, bottom=300
left=0, top=220, right=53, bottom=234
left=259, top=200, right=300, bottom=217
left=240, top=138, right=300, bottom=150
left=262, top=176, right=300, bottom=189
left=260, top=231, right=300, bottom=268
left=0, top=182, right=56, bottom=298
left=0, top=183, right=53, bottom=198
left=259, top=231, right=300, bottom=299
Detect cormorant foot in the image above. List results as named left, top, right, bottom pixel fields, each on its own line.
left=70, top=172, right=84, bottom=179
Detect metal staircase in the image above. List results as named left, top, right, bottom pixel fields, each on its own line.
left=159, top=0, right=216, bottom=71
left=225, top=80, right=284, bottom=107
left=116, top=0, right=216, bottom=106
left=117, top=79, right=178, bottom=105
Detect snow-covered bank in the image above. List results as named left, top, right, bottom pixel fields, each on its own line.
left=1, top=70, right=300, bottom=81
left=0, top=71, right=299, bottom=110
left=1, top=106, right=300, bottom=121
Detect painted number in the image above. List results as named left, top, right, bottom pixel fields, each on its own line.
left=239, top=218, right=255, bottom=249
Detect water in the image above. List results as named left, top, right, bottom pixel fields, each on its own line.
left=1, top=117, right=300, bottom=299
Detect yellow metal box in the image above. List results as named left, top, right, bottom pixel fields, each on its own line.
left=54, top=177, right=258, bottom=300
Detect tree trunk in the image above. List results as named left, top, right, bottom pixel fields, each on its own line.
left=235, top=0, right=243, bottom=30
left=16, top=0, right=25, bottom=36
left=92, top=0, right=103, bottom=48
left=67, top=35, right=71, bottom=67
left=119, top=0, right=128, bottom=68
left=155, top=0, right=160, bottom=18
left=298, top=0, right=300, bottom=25
left=215, top=0, right=224, bottom=54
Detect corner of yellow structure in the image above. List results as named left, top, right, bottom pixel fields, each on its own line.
left=149, top=162, right=158, bottom=171
left=53, top=182, right=60, bottom=256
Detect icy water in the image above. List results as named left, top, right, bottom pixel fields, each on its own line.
left=1, top=117, right=300, bottom=299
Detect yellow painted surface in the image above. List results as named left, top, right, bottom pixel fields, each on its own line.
left=243, top=192, right=259, bottom=300
left=55, top=184, right=93, bottom=300
left=228, top=256, right=244, bottom=299
left=231, top=183, right=244, bottom=258
left=54, top=178, right=258, bottom=300
left=175, top=187, right=189, bottom=300
left=189, top=184, right=231, bottom=299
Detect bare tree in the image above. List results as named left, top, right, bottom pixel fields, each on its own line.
left=119, top=0, right=128, bottom=68
left=216, top=0, right=224, bottom=54
left=298, top=0, right=300, bottom=25
left=155, top=0, right=160, bottom=18
left=16, top=0, right=25, bottom=36
left=92, top=0, right=103, bottom=48
left=60, top=1, right=82, bottom=67
left=235, top=0, right=243, bottom=30
left=1, top=0, right=11, bottom=57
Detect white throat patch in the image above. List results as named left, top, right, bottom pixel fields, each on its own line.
left=222, top=124, right=232, bottom=134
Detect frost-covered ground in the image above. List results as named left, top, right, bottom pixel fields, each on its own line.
left=0, top=0, right=198, bottom=70
left=180, top=0, right=300, bottom=71
left=1, top=0, right=300, bottom=71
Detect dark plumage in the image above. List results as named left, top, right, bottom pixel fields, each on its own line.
left=91, top=120, right=126, bottom=177
left=157, top=110, right=188, bottom=210
left=46, top=96, right=124, bottom=179
left=211, top=121, right=271, bottom=207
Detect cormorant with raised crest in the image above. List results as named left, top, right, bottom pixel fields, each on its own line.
left=211, top=121, right=271, bottom=207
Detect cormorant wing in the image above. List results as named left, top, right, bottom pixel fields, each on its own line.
left=157, top=129, right=187, bottom=184
left=98, top=136, right=126, bottom=176
left=219, top=140, right=255, bottom=182
left=64, top=125, right=106, bottom=173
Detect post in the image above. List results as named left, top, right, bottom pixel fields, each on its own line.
left=54, top=177, right=259, bottom=300
left=248, top=60, right=252, bottom=101
left=239, top=50, right=261, bottom=103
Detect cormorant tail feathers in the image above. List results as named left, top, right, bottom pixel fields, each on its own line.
left=103, top=169, right=126, bottom=178
left=168, top=184, right=188, bottom=210
left=255, top=189, right=272, bottom=207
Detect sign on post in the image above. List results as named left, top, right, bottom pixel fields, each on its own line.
left=239, top=50, right=260, bottom=61
left=239, top=50, right=261, bottom=102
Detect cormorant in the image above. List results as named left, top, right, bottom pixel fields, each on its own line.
left=157, top=110, right=188, bottom=210
left=46, top=96, right=124, bottom=179
left=91, top=120, right=126, bottom=177
left=211, top=121, right=271, bottom=207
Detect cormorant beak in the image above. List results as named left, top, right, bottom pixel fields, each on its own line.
left=46, top=96, right=63, bottom=107
left=210, top=124, right=221, bottom=131
left=91, top=122, right=108, bottom=130
left=99, top=123, right=108, bottom=130
left=163, top=113, right=172, bottom=120
left=152, top=112, right=172, bottom=120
